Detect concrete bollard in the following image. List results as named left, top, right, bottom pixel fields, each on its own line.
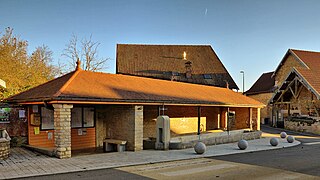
left=280, top=132, right=287, bottom=139
left=238, top=139, right=248, bottom=150
left=287, top=136, right=295, bottom=143
left=270, top=138, right=279, bottom=146
left=194, top=142, right=206, bottom=154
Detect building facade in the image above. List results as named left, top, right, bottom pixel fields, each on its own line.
left=270, top=49, right=320, bottom=134
left=5, top=66, right=263, bottom=158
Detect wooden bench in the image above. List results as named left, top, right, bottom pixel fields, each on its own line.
left=103, top=139, right=127, bottom=152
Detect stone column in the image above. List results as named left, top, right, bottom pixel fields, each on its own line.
left=133, top=105, right=143, bottom=151
left=53, top=104, right=73, bottom=159
left=256, top=108, right=261, bottom=130
left=249, top=108, right=253, bottom=130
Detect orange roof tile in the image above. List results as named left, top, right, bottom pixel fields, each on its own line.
left=5, top=69, right=263, bottom=107
left=291, top=49, right=320, bottom=70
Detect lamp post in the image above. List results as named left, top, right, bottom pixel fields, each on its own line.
left=240, top=71, right=244, bottom=93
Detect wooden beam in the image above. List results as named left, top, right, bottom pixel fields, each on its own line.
left=274, top=76, right=299, bottom=103
left=296, top=84, right=303, bottom=98
left=294, top=78, right=298, bottom=96
left=289, top=86, right=297, bottom=99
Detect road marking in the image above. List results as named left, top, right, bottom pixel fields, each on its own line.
left=160, top=163, right=236, bottom=176
left=255, top=172, right=306, bottom=180
left=303, top=142, right=320, bottom=145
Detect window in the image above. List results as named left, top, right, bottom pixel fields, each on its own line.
left=71, top=107, right=82, bottom=128
left=84, top=107, right=94, bottom=127
left=71, top=107, right=95, bottom=128
left=41, top=107, right=54, bottom=130
left=203, top=74, right=212, bottom=79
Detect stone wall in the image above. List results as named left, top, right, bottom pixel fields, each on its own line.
left=0, top=139, right=10, bottom=160
left=95, top=106, right=108, bottom=147
left=247, top=93, right=272, bottom=122
left=96, top=105, right=143, bottom=151
left=53, top=104, right=73, bottom=159
left=275, top=54, right=303, bottom=87
left=170, top=130, right=262, bottom=149
left=285, top=120, right=320, bottom=135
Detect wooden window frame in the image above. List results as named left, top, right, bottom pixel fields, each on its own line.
left=71, top=106, right=95, bottom=129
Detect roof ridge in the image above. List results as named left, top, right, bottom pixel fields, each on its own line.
left=262, top=71, right=274, bottom=75
left=290, top=48, right=320, bottom=53
left=114, top=73, right=234, bottom=90
left=117, top=43, right=212, bottom=47
left=53, top=69, right=82, bottom=97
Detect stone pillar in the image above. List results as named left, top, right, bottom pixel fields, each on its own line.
left=133, top=105, right=143, bottom=151
left=249, top=108, right=253, bottom=130
left=256, top=108, right=261, bottom=130
left=217, top=114, right=220, bottom=129
left=53, top=104, right=73, bottom=159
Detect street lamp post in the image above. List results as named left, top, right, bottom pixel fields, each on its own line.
left=240, top=71, right=244, bottom=93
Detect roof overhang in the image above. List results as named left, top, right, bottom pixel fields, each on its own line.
left=270, top=68, right=320, bottom=104
left=7, top=98, right=265, bottom=108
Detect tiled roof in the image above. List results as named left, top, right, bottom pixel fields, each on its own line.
left=5, top=69, right=263, bottom=107
left=273, top=49, right=320, bottom=100
left=291, top=49, right=320, bottom=96
left=294, top=68, right=320, bottom=97
left=116, top=44, right=239, bottom=90
left=291, top=49, right=320, bottom=70
left=245, top=71, right=275, bottom=95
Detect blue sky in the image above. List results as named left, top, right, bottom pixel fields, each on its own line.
left=2, top=0, right=320, bottom=91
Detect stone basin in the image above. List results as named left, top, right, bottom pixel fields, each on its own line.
left=0, top=129, right=10, bottom=160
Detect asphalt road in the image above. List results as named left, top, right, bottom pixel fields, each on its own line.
left=19, top=126, right=320, bottom=180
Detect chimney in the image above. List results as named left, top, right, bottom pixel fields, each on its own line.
left=185, top=61, right=192, bottom=79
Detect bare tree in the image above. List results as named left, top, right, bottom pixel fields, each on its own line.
left=61, top=34, right=109, bottom=72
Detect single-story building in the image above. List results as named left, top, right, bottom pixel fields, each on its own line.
left=5, top=63, right=264, bottom=158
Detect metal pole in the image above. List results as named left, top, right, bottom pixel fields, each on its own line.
left=227, top=107, right=230, bottom=135
left=197, top=106, right=201, bottom=135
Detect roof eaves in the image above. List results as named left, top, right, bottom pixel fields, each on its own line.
left=46, top=98, right=264, bottom=108
left=270, top=68, right=320, bottom=103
